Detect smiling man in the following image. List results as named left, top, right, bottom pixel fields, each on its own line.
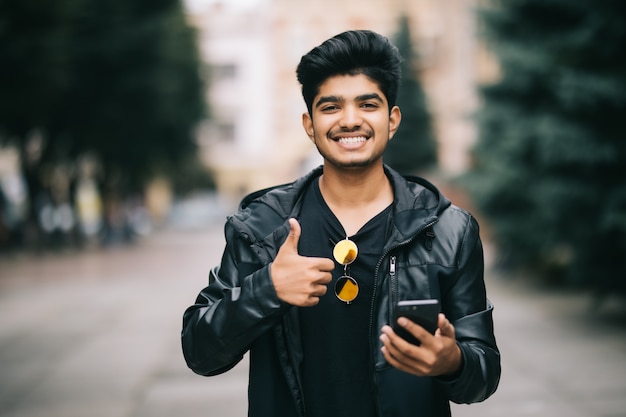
left=182, top=30, right=500, bottom=417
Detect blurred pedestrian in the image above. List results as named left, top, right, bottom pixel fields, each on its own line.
left=182, top=30, right=500, bottom=417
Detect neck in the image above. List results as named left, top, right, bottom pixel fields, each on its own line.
left=319, top=165, right=385, bottom=203
left=319, top=163, right=393, bottom=235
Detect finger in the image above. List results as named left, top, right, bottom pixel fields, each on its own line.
left=436, top=313, right=455, bottom=339
left=381, top=325, right=418, bottom=355
left=313, top=269, right=333, bottom=285
left=381, top=344, right=414, bottom=375
left=397, top=317, right=431, bottom=343
left=312, top=283, right=329, bottom=297
left=283, top=218, right=301, bottom=252
left=303, top=284, right=329, bottom=306
left=380, top=327, right=425, bottom=374
left=316, top=258, right=336, bottom=273
left=304, top=295, right=322, bottom=307
left=300, top=257, right=334, bottom=277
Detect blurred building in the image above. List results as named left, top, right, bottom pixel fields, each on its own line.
left=186, top=0, right=498, bottom=198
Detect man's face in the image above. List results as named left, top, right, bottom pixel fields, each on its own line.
left=302, top=74, right=401, bottom=170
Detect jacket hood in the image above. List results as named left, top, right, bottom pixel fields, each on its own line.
left=386, top=167, right=451, bottom=245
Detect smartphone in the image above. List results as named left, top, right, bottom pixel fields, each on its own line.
left=393, top=299, right=440, bottom=345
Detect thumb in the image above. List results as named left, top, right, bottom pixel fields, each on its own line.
left=437, top=313, right=455, bottom=339
left=283, top=218, right=301, bottom=252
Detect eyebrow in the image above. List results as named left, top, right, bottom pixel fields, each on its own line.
left=314, top=92, right=385, bottom=109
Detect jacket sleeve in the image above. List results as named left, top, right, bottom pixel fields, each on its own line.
left=181, top=221, right=289, bottom=376
left=435, top=213, right=501, bottom=404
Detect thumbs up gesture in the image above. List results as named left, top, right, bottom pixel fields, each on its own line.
left=270, top=218, right=335, bottom=307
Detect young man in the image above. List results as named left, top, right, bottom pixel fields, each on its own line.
left=182, top=30, right=500, bottom=417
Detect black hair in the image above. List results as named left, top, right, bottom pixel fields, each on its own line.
left=296, top=30, right=403, bottom=115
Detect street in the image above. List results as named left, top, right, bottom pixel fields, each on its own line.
left=1, top=224, right=625, bottom=417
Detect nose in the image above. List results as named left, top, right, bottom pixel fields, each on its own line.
left=338, top=105, right=362, bottom=129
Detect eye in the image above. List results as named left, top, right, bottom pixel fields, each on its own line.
left=321, top=104, right=340, bottom=112
left=361, top=102, right=379, bottom=110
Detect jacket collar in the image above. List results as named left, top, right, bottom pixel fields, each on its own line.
left=236, top=164, right=450, bottom=244
left=238, top=165, right=323, bottom=217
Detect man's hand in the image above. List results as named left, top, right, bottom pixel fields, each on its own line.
left=270, top=218, right=335, bottom=307
left=380, top=313, right=462, bottom=377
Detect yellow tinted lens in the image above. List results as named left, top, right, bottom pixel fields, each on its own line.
left=333, top=239, right=358, bottom=265
left=335, top=276, right=359, bottom=302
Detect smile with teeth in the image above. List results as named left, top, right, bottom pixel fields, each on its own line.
left=336, top=136, right=367, bottom=144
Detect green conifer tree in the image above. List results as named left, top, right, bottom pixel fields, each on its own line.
left=0, top=0, right=207, bottom=247
left=467, top=0, right=626, bottom=293
left=385, top=15, right=437, bottom=175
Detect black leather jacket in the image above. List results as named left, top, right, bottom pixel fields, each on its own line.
left=182, top=166, right=500, bottom=417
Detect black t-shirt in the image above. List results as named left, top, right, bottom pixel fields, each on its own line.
left=297, top=178, right=391, bottom=417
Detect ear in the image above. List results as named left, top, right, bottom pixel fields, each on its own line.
left=302, top=112, right=315, bottom=142
left=388, top=106, right=402, bottom=140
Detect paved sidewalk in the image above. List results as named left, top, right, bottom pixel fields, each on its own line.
left=0, top=225, right=625, bottom=417
left=453, top=269, right=626, bottom=417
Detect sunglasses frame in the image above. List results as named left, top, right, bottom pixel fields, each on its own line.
left=335, top=275, right=359, bottom=303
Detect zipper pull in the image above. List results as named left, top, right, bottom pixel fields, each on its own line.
left=425, top=228, right=435, bottom=251
left=389, top=256, right=396, bottom=277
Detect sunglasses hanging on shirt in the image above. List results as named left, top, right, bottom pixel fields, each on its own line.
left=332, top=238, right=359, bottom=304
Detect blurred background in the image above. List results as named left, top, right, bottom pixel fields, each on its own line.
left=1, top=0, right=626, bottom=416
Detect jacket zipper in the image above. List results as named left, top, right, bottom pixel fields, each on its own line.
left=368, top=219, right=438, bottom=413
left=370, top=218, right=438, bottom=330
left=389, top=255, right=397, bottom=305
